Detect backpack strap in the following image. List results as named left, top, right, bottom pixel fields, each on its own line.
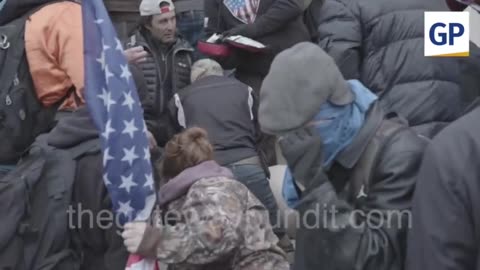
left=30, top=135, right=100, bottom=160
left=0, top=12, right=29, bottom=89
left=348, top=115, right=408, bottom=203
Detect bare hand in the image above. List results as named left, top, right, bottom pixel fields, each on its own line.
left=122, top=222, right=148, bottom=254
left=124, top=46, right=148, bottom=64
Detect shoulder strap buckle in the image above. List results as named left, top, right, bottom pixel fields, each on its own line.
left=0, top=34, right=10, bottom=49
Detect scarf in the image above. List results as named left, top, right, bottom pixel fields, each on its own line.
left=282, top=80, right=377, bottom=207
left=312, top=80, right=378, bottom=167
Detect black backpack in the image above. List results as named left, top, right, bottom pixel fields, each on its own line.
left=0, top=1, right=74, bottom=164
left=0, top=135, right=100, bottom=270
left=0, top=0, right=64, bottom=25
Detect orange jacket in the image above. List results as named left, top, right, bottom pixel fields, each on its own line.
left=25, top=1, right=84, bottom=110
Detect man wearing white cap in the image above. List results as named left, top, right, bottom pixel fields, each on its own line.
left=127, top=0, right=193, bottom=147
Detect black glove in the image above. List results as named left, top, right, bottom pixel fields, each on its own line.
left=279, top=127, right=328, bottom=189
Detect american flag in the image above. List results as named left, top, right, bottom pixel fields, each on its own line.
left=223, top=0, right=260, bottom=24
left=82, top=0, right=158, bottom=269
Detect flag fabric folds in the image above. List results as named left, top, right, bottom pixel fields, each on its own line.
left=82, top=0, right=158, bottom=269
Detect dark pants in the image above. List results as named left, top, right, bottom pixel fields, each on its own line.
left=226, top=163, right=285, bottom=237
left=176, top=10, right=205, bottom=61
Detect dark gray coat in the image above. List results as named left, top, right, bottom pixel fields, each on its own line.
left=312, top=0, right=465, bottom=127
left=406, top=106, right=480, bottom=270
left=294, top=103, right=427, bottom=270
left=47, top=108, right=128, bottom=270
left=168, top=75, right=258, bottom=166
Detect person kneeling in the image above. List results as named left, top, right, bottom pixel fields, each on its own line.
left=168, top=59, right=287, bottom=244
left=259, top=42, right=428, bottom=270
left=122, top=127, right=289, bottom=270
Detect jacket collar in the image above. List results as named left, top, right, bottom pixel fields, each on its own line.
left=334, top=102, right=384, bottom=169
left=157, top=160, right=234, bottom=207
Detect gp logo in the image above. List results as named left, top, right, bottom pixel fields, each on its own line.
left=424, top=12, right=470, bottom=57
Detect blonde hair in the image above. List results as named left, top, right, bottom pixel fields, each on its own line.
left=190, top=59, right=224, bottom=83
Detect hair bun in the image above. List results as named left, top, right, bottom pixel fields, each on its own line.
left=161, top=127, right=214, bottom=179
left=186, top=127, right=208, bottom=142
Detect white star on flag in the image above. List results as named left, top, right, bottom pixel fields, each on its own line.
left=122, top=119, right=139, bottom=139
left=144, top=147, right=150, bottom=161
left=97, top=88, right=116, bottom=112
left=116, top=38, right=124, bottom=51
left=118, top=200, right=134, bottom=217
left=105, top=65, right=114, bottom=84
left=103, top=173, right=112, bottom=186
left=122, top=91, right=135, bottom=111
left=103, top=147, right=114, bottom=166
left=120, top=65, right=132, bottom=82
left=144, top=173, right=154, bottom=190
left=97, top=51, right=106, bottom=70
left=121, top=146, right=139, bottom=166
left=120, top=173, right=138, bottom=193
left=83, top=0, right=159, bottom=268
left=102, top=119, right=116, bottom=140
left=102, top=38, right=110, bottom=51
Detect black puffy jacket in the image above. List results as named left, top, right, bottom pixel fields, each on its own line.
left=311, top=0, right=466, bottom=128
left=406, top=106, right=480, bottom=270
left=127, top=28, right=193, bottom=146
left=293, top=103, right=427, bottom=270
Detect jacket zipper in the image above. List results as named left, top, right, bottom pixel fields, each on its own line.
left=159, top=47, right=174, bottom=113
left=135, top=40, right=193, bottom=114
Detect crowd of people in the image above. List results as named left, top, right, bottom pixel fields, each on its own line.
left=0, top=0, right=480, bottom=269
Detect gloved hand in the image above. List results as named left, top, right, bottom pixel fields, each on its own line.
left=221, top=24, right=256, bottom=39
left=279, top=127, right=328, bottom=189
left=122, top=222, right=148, bottom=254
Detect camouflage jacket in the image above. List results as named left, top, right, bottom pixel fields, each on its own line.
left=137, top=161, right=289, bottom=270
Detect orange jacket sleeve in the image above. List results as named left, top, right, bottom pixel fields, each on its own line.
left=25, top=2, right=84, bottom=109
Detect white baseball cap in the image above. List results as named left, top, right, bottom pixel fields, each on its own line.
left=139, top=0, right=175, bottom=16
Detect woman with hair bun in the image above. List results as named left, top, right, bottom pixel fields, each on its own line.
left=121, top=127, right=289, bottom=270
